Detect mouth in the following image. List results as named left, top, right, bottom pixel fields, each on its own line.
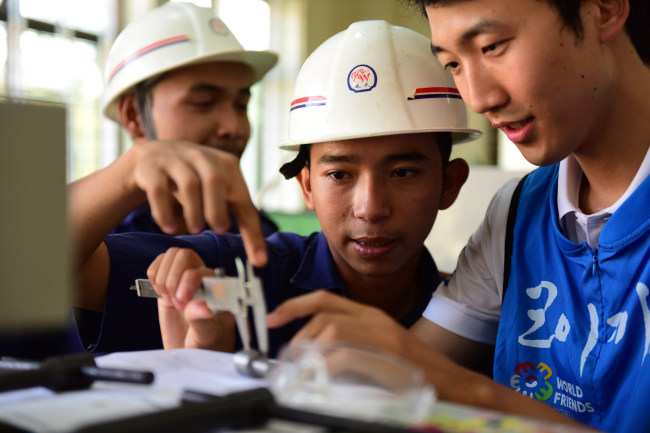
left=493, top=117, right=534, bottom=144
left=208, top=142, right=245, bottom=158
left=350, top=236, right=397, bottom=259
left=354, top=237, right=394, bottom=246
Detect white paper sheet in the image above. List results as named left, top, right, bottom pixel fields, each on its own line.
left=95, top=348, right=266, bottom=395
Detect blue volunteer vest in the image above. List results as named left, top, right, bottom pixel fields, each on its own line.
left=494, top=165, right=650, bottom=432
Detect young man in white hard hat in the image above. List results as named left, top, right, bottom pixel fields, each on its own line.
left=265, top=0, right=650, bottom=431
left=77, top=20, right=480, bottom=357
left=101, top=3, right=278, bottom=238
left=68, top=2, right=277, bottom=352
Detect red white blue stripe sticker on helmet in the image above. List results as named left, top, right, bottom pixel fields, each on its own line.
left=108, top=35, right=191, bottom=83
left=290, top=96, right=327, bottom=111
left=407, top=87, right=462, bottom=100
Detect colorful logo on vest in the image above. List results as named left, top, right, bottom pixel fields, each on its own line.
left=347, top=65, right=377, bottom=93
left=509, top=361, right=594, bottom=417
left=509, top=361, right=554, bottom=400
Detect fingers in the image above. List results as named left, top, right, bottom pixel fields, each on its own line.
left=158, top=298, right=190, bottom=349
left=267, top=291, right=411, bottom=355
left=231, top=193, right=267, bottom=267
left=267, top=291, right=367, bottom=328
left=153, top=249, right=237, bottom=352
left=183, top=307, right=237, bottom=351
left=159, top=300, right=231, bottom=350
left=159, top=298, right=237, bottom=351
left=193, top=152, right=230, bottom=233
left=136, top=161, right=177, bottom=234
left=192, top=151, right=268, bottom=267
left=290, top=311, right=358, bottom=342
left=148, top=254, right=174, bottom=307
left=135, top=143, right=214, bottom=235
left=147, top=247, right=213, bottom=308
left=133, top=141, right=268, bottom=258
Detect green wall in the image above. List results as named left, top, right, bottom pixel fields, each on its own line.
left=267, top=211, right=321, bottom=235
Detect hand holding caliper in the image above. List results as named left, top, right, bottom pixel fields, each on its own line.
left=132, top=253, right=270, bottom=378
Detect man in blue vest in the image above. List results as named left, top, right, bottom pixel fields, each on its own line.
left=267, top=0, right=650, bottom=431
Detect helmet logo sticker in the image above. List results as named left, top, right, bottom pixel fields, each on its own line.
left=347, top=65, right=377, bottom=93
left=290, top=96, right=327, bottom=111
left=209, top=18, right=229, bottom=35
left=407, top=87, right=462, bottom=100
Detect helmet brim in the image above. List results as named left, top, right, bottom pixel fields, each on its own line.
left=102, top=49, right=278, bottom=123
left=279, top=128, right=483, bottom=151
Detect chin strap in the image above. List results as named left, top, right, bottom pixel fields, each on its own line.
left=135, top=86, right=158, bottom=141
left=134, top=74, right=166, bottom=141
left=279, top=145, right=309, bottom=179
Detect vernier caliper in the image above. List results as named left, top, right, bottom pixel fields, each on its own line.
left=130, top=257, right=270, bottom=378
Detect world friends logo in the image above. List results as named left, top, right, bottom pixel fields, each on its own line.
left=509, top=361, right=554, bottom=400
left=509, top=361, right=594, bottom=416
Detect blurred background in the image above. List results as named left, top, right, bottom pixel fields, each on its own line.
left=0, top=0, right=534, bottom=272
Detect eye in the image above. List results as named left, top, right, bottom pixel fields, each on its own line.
left=392, top=168, right=417, bottom=178
left=325, top=170, right=349, bottom=181
left=443, top=61, right=460, bottom=72
left=481, top=39, right=509, bottom=56
left=235, top=96, right=250, bottom=112
left=188, top=96, right=218, bottom=109
left=482, top=42, right=499, bottom=53
left=192, top=100, right=214, bottom=108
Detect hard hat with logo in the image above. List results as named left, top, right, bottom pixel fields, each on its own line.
left=102, top=2, right=278, bottom=123
left=283, top=20, right=480, bottom=151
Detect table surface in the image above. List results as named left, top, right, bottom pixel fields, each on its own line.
left=0, top=348, right=596, bottom=433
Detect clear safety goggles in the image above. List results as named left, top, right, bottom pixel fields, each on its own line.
left=266, top=340, right=437, bottom=426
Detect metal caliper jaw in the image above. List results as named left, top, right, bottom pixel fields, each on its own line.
left=202, top=257, right=270, bottom=378
left=130, top=257, right=270, bottom=378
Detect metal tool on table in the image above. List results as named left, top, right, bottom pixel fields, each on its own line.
left=0, top=353, right=154, bottom=392
left=130, top=257, right=270, bottom=378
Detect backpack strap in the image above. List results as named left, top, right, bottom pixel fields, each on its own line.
left=502, top=174, right=529, bottom=302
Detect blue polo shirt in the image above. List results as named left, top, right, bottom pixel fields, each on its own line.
left=111, top=204, right=279, bottom=237
left=70, top=206, right=278, bottom=352
left=85, top=231, right=440, bottom=358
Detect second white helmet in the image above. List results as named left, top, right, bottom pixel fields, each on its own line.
left=102, top=2, right=278, bottom=123
left=283, top=20, right=480, bottom=149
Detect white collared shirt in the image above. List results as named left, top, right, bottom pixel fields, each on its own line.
left=558, top=148, right=650, bottom=248
left=424, top=146, right=650, bottom=343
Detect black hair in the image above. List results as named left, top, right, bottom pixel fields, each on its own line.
left=404, top=0, right=650, bottom=64
left=278, top=132, right=453, bottom=180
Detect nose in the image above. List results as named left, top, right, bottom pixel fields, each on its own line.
left=215, top=105, right=250, bottom=139
left=352, top=174, right=391, bottom=223
left=460, top=64, right=508, bottom=115
left=209, top=106, right=250, bottom=157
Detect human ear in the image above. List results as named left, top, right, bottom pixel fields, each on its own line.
left=295, top=166, right=315, bottom=211
left=439, top=158, right=469, bottom=210
left=591, top=0, right=629, bottom=43
left=117, top=93, right=146, bottom=139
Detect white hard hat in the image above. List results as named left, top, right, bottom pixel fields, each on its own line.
left=283, top=20, right=481, bottom=150
left=102, top=2, right=278, bottom=123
